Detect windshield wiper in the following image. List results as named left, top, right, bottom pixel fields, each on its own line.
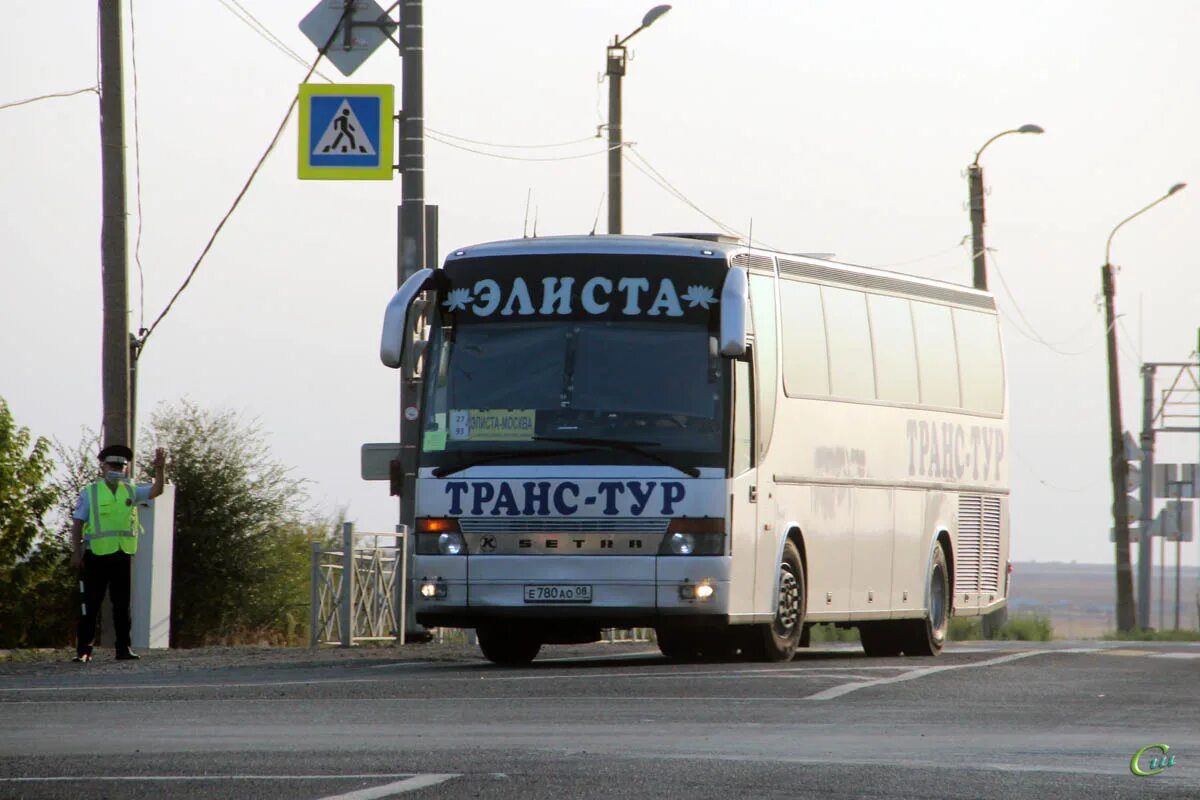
left=431, top=446, right=602, bottom=478
left=532, top=435, right=701, bottom=478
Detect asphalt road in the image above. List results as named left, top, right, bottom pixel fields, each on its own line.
left=1, top=639, right=1198, bottom=799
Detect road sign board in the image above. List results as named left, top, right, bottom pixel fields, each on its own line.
left=299, top=0, right=396, bottom=77
left=298, top=84, right=393, bottom=180
left=1123, top=431, right=1142, bottom=461
left=1155, top=500, right=1194, bottom=542
left=361, top=442, right=401, bottom=480
left=1154, top=462, right=1198, bottom=498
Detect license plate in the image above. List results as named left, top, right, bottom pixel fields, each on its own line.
left=523, top=584, right=593, bottom=603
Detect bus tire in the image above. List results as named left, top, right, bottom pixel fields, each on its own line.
left=477, top=625, right=541, bottom=666
left=902, top=544, right=949, bottom=656
left=859, top=622, right=903, bottom=657
left=749, top=540, right=805, bottom=662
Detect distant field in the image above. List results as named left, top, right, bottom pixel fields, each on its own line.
left=1008, top=561, right=1200, bottom=638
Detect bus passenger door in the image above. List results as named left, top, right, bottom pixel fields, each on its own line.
left=727, top=357, right=758, bottom=617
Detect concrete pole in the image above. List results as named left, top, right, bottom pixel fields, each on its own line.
left=968, top=164, right=987, bottom=290
left=1138, top=365, right=1156, bottom=629
left=99, top=0, right=130, bottom=449
left=1103, top=262, right=1137, bottom=631
left=606, top=41, right=625, bottom=234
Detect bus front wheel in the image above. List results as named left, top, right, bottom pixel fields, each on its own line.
left=747, top=540, right=805, bottom=662
left=477, top=625, right=541, bottom=666
left=901, top=544, right=949, bottom=656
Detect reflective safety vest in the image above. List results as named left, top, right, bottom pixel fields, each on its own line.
left=83, top=480, right=141, bottom=556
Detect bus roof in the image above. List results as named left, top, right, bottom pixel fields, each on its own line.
left=443, top=234, right=995, bottom=307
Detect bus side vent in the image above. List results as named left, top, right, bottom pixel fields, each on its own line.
left=955, top=495, right=1002, bottom=594
left=731, top=253, right=776, bottom=272
left=777, top=258, right=996, bottom=311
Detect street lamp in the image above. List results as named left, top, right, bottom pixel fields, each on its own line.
left=606, top=4, right=671, bottom=234
left=968, top=124, right=1044, bottom=290
left=1103, top=182, right=1187, bottom=632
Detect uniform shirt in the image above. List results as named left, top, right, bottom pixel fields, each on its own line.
left=73, top=482, right=154, bottom=522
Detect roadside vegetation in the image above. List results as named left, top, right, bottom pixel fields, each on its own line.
left=1101, top=628, right=1200, bottom=642
left=0, top=396, right=336, bottom=649
left=949, top=613, right=1054, bottom=641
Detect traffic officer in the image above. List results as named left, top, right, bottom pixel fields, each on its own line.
left=70, top=444, right=166, bottom=662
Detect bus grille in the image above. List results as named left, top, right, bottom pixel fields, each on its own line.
left=955, top=495, right=1002, bottom=595
left=459, top=518, right=669, bottom=535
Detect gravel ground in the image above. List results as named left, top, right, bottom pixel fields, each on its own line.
left=0, top=638, right=659, bottom=678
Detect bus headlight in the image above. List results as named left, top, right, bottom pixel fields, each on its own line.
left=659, top=518, right=725, bottom=555
left=668, top=532, right=695, bottom=555
left=416, top=518, right=466, bottom=555
left=419, top=579, right=448, bottom=599
left=437, top=532, right=465, bottom=555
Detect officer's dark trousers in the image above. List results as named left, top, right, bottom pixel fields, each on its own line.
left=77, top=551, right=132, bottom=656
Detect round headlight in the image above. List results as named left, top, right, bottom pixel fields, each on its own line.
left=437, top=532, right=463, bottom=555
left=669, top=532, right=695, bottom=555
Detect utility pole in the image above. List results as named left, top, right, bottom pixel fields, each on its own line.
left=967, top=164, right=986, bottom=290
left=99, top=0, right=131, bottom=449
left=604, top=5, right=671, bottom=235
left=1103, top=261, right=1137, bottom=631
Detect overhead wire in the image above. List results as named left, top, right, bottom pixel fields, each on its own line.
left=987, top=248, right=1100, bottom=357
left=425, top=128, right=601, bottom=150
left=215, top=0, right=336, bottom=83
left=141, top=11, right=347, bottom=348
left=0, top=86, right=98, bottom=111
left=426, top=131, right=622, bottom=162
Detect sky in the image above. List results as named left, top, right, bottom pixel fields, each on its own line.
left=2, top=1, right=1198, bottom=570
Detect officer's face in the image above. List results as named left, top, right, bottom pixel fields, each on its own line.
left=102, top=460, right=128, bottom=478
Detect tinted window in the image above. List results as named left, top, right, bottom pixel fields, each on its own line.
left=822, top=286, right=876, bottom=400
left=868, top=294, right=919, bottom=403
left=911, top=301, right=960, bottom=407
left=779, top=279, right=830, bottom=396
left=953, top=309, right=1004, bottom=413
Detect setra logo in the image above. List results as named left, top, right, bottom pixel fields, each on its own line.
left=1130, top=743, right=1177, bottom=776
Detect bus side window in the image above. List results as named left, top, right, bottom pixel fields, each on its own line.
left=732, top=358, right=755, bottom=474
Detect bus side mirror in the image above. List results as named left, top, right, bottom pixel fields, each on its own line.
left=719, top=265, right=748, bottom=357
left=381, top=268, right=436, bottom=368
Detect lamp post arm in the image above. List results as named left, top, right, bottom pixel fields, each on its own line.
left=973, top=129, right=1021, bottom=167
left=1105, top=189, right=1183, bottom=265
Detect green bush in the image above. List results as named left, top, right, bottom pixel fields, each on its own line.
left=949, top=613, right=1052, bottom=641
left=807, top=623, right=860, bottom=642
left=1101, top=628, right=1200, bottom=642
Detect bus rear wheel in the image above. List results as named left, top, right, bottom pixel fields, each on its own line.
left=900, top=544, right=949, bottom=656
left=477, top=625, right=541, bottom=666
left=746, top=540, right=805, bottom=662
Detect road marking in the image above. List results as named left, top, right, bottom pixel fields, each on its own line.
left=1152, top=652, right=1200, bottom=659
left=319, top=774, right=458, bottom=799
left=0, top=773, right=427, bottom=783
left=805, top=650, right=1041, bottom=701
left=1102, top=649, right=1155, bottom=656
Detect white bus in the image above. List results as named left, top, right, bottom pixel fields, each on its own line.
left=380, top=234, right=1009, bottom=664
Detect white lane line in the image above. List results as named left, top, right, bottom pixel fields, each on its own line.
left=1152, top=652, right=1200, bottom=659
left=805, top=650, right=1042, bottom=701
left=319, top=774, right=458, bottom=799
left=0, top=774, right=419, bottom=783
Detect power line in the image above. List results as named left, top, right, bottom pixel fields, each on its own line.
left=622, top=145, right=750, bottom=241
left=425, top=128, right=600, bottom=150
left=141, top=19, right=343, bottom=347
left=987, top=249, right=1098, bottom=357
left=215, top=0, right=336, bottom=83
left=426, top=132, right=621, bottom=162
left=0, top=86, right=97, bottom=112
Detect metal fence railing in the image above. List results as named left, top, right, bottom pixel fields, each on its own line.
left=310, top=523, right=407, bottom=647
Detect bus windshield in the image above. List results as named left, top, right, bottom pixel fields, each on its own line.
left=419, top=320, right=726, bottom=471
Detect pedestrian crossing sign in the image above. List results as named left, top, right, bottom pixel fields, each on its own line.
left=298, top=84, right=393, bottom=180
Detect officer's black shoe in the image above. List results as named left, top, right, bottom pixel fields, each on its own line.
left=115, top=649, right=140, bottom=661
left=71, top=653, right=92, bottom=663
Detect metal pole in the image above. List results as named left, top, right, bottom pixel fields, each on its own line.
left=968, top=164, right=987, bottom=290
left=1176, top=500, right=1182, bottom=630
left=1103, top=262, right=1137, bottom=631
left=1138, top=365, right=1156, bottom=628
left=99, top=0, right=130, bottom=449
left=606, top=41, right=625, bottom=234
left=397, top=0, right=426, bottom=640
left=340, top=521, right=354, bottom=647
left=309, top=541, right=321, bottom=647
